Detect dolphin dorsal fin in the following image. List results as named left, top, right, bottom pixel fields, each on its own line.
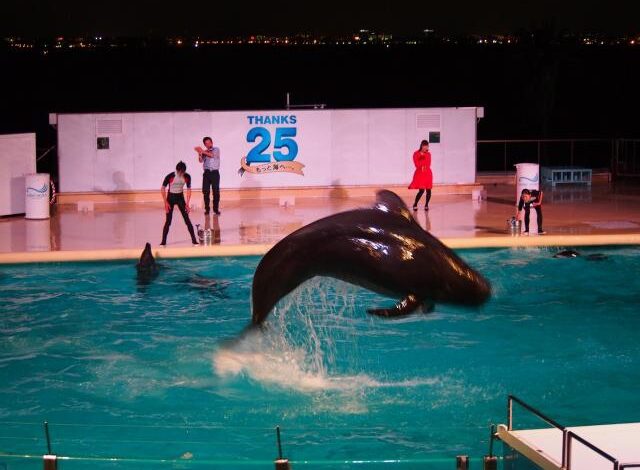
left=374, top=190, right=412, bottom=221
left=139, top=242, right=155, bottom=265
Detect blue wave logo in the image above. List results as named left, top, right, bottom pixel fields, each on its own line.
left=26, top=184, right=48, bottom=195
left=518, top=174, right=539, bottom=183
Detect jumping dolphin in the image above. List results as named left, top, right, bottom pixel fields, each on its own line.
left=251, top=190, right=491, bottom=325
left=136, top=242, right=159, bottom=284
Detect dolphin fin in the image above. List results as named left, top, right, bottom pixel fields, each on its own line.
left=138, top=242, right=155, bottom=266
left=367, top=293, right=423, bottom=317
left=374, top=190, right=412, bottom=221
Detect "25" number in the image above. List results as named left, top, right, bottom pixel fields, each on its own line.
left=246, top=127, right=298, bottom=163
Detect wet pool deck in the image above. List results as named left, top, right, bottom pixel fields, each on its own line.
left=1, top=181, right=640, bottom=263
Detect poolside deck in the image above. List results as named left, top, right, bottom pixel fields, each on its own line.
left=498, top=423, right=640, bottom=470
left=1, top=180, right=640, bottom=263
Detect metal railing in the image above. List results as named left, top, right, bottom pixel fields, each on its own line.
left=566, top=430, right=619, bottom=470
left=477, top=138, right=640, bottom=176
left=36, top=145, right=57, bottom=163
left=506, top=395, right=631, bottom=470
left=613, top=139, right=640, bottom=177
left=507, top=395, right=568, bottom=468
left=1, top=420, right=484, bottom=470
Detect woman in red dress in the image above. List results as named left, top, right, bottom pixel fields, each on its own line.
left=408, top=140, right=433, bottom=211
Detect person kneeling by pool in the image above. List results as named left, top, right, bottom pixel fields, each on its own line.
left=160, top=161, right=199, bottom=246
left=516, top=188, right=546, bottom=235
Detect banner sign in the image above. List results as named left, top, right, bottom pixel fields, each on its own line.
left=239, top=157, right=305, bottom=175
left=241, top=114, right=305, bottom=176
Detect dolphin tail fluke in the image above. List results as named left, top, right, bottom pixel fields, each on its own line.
left=367, top=293, right=424, bottom=318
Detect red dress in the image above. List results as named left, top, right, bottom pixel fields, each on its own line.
left=408, top=150, right=433, bottom=189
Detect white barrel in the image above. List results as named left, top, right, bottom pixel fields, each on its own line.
left=25, top=173, right=50, bottom=219
left=26, top=219, right=51, bottom=251
left=515, top=163, right=539, bottom=202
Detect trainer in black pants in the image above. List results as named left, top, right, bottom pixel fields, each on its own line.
left=523, top=205, right=543, bottom=233
left=202, top=169, right=220, bottom=215
left=161, top=193, right=198, bottom=245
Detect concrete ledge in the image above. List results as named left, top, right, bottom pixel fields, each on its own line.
left=0, top=244, right=272, bottom=264
left=56, top=184, right=484, bottom=205
left=1, top=234, right=638, bottom=265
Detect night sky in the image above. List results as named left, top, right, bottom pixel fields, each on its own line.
left=1, top=0, right=638, bottom=37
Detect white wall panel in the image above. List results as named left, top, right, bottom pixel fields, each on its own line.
left=58, top=115, right=95, bottom=192
left=441, top=108, right=476, bottom=184
left=330, top=110, right=369, bottom=186
left=171, top=112, right=212, bottom=190
left=57, top=107, right=479, bottom=192
left=0, top=133, right=37, bottom=216
left=93, top=114, right=135, bottom=192
left=132, top=113, right=174, bottom=191
left=367, top=109, right=407, bottom=185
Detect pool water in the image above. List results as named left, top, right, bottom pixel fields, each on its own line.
left=1, top=246, right=640, bottom=469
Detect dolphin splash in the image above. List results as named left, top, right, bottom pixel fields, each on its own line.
left=251, top=190, right=491, bottom=325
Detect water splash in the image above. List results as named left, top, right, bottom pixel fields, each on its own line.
left=213, top=278, right=437, bottom=395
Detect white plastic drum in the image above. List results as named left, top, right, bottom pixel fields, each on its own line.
left=515, top=163, right=540, bottom=202
left=25, top=173, right=50, bottom=219
left=26, top=219, right=51, bottom=251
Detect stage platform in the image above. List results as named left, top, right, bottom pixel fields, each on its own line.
left=499, top=422, right=640, bottom=470
left=496, top=396, right=640, bottom=470
left=1, top=181, right=640, bottom=263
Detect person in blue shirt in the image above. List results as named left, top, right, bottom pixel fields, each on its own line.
left=195, top=136, right=221, bottom=215
left=160, top=161, right=199, bottom=246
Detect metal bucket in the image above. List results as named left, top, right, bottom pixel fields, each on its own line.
left=507, top=217, right=522, bottom=235
left=196, top=225, right=213, bottom=245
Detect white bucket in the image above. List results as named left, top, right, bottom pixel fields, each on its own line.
left=25, top=173, right=50, bottom=219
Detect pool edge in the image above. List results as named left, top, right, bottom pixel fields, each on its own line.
left=1, top=234, right=640, bottom=264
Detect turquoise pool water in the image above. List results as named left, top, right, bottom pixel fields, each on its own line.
left=1, top=246, right=640, bottom=469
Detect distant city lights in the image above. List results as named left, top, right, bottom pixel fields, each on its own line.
left=3, top=31, right=640, bottom=52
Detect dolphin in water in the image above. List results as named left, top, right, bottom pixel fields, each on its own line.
left=136, top=242, right=159, bottom=285
left=553, top=250, right=608, bottom=261
left=251, top=190, right=491, bottom=325
left=184, top=275, right=230, bottom=298
left=554, top=250, right=580, bottom=258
